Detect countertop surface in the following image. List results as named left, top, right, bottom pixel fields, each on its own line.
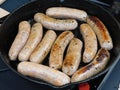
left=0, top=0, right=30, bottom=12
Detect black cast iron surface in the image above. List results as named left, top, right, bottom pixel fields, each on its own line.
left=0, top=0, right=120, bottom=90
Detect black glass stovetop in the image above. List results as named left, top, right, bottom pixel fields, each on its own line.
left=0, top=0, right=120, bottom=90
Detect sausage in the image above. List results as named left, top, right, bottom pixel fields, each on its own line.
left=30, top=30, right=57, bottom=63
left=46, top=7, right=87, bottom=21
left=18, top=23, right=43, bottom=61
left=17, top=62, right=70, bottom=86
left=62, top=38, right=83, bottom=76
left=49, top=31, right=74, bottom=69
left=80, top=23, right=97, bottom=63
left=8, top=21, right=31, bottom=60
left=87, top=16, right=113, bottom=50
left=34, top=13, right=78, bottom=31
left=71, top=48, right=110, bottom=82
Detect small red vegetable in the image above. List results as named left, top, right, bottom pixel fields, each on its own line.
left=78, top=82, right=90, bottom=90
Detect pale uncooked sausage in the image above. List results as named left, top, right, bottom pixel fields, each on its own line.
left=9, top=21, right=31, bottom=60
left=17, top=62, right=70, bottom=86
left=46, top=7, right=87, bottom=21
left=18, top=23, right=43, bottom=61
left=34, top=13, right=78, bottom=31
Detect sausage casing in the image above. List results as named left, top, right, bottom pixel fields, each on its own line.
left=71, top=48, right=110, bottom=82
left=18, top=23, right=43, bottom=61
left=49, top=31, right=74, bottom=69
left=62, top=38, right=83, bottom=76
left=17, top=62, right=70, bottom=86
left=80, top=23, right=97, bottom=63
left=46, top=7, right=87, bottom=21
left=87, top=16, right=113, bottom=50
left=34, top=13, right=78, bottom=31
left=30, top=30, right=57, bottom=63
left=8, top=21, right=31, bottom=60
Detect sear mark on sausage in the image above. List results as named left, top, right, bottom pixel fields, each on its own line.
left=89, top=16, right=109, bottom=40
left=77, top=64, right=94, bottom=74
left=96, top=48, right=109, bottom=63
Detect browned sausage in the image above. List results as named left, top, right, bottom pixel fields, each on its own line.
left=49, top=31, right=74, bottom=69
left=30, top=30, right=57, bottom=63
left=71, top=48, right=110, bottom=82
left=87, top=16, right=113, bottom=50
left=80, top=23, right=97, bottom=63
left=62, top=38, right=83, bottom=76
